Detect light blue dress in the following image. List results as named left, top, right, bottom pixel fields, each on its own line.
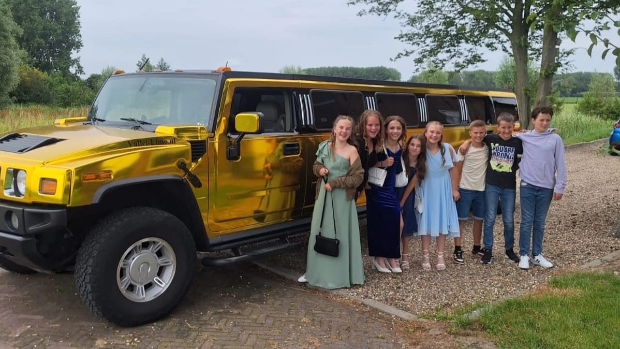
left=417, top=143, right=460, bottom=238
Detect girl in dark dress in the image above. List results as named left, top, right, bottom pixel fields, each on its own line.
left=366, top=116, right=407, bottom=273
left=397, top=135, right=426, bottom=270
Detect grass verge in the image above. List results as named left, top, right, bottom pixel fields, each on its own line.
left=468, top=272, right=620, bottom=349
left=552, top=108, right=612, bottom=145
left=0, top=105, right=88, bottom=133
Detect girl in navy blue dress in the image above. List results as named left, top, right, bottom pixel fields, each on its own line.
left=366, top=116, right=407, bottom=273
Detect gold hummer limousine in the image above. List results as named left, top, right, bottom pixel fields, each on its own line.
left=0, top=67, right=517, bottom=326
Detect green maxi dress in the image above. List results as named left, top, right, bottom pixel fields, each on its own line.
left=305, top=142, right=364, bottom=289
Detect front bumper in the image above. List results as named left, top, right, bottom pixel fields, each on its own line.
left=0, top=201, right=67, bottom=272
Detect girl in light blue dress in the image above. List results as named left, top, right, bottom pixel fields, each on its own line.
left=416, top=121, right=460, bottom=271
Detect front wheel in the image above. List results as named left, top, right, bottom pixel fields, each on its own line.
left=75, top=207, right=196, bottom=327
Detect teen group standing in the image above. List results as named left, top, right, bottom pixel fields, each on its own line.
left=298, top=106, right=567, bottom=290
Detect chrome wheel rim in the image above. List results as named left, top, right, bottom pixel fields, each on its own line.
left=116, top=237, right=176, bottom=302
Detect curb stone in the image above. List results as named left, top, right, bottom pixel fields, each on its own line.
left=257, top=248, right=620, bottom=323
left=253, top=261, right=426, bottom=322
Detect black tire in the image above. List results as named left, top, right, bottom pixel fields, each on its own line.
left=75, top=207, right=196, bottom=327
left=0, top=256, right=37, bottom=274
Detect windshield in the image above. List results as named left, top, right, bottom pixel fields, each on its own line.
left=88, top=75, right=217, bottom=126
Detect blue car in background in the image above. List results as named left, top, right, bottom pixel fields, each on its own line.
left=610, top=119, right=620, bottom=155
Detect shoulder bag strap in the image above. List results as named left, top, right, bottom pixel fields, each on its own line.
left=317, top=176, right=328, bottom=236
left=317, top=176, right=337, bottom=239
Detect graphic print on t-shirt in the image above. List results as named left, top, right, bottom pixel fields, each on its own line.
left=490, top=142, right=516, bottom=173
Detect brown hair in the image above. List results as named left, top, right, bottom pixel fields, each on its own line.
left=424, top=121, right=447, bottom=166
left=469, top=120, right=486, bottom=128
left=329, top=115, right=357, bottom=158
left=403, top=134, right=427, bottom=182
left=531, top=106, right=554, bottom=119
left=383, top=115, right=408, bottom=147
left=356, top=109, right=384, bottom=151
left=497, top=112, right=515, bottom=124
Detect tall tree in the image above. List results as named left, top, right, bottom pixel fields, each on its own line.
left=8, top=0, right=83, bottom=77
left=0, top=0, right=22, bottom=109
left=348, top=0, right=620, bottom=129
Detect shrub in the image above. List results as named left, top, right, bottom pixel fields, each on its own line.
left=10, top=65, right=53, bottom=104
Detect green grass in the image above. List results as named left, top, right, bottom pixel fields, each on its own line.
left=560, top=97, right=582, bottom=104
left=474, top=272, right=620, bottom=349
left=0, top=105, right=88, bottom=133
left=552, top=105, right=612, bottom=145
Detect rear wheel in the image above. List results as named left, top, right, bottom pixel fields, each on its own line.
left=75, top=207, right=196, bottom=327
left=0, top=256, right=37, bottom=274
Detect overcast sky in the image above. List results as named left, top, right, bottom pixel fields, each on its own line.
left=78, top=0, right=620, bottom=79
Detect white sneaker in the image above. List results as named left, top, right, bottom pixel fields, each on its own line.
left=519, top=256, right=530, bottom=270
left=532, top=254, right=554, bottom=269
left=297, top=274, right=307, bottom=283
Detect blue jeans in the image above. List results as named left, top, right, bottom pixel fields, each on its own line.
left=483, top=184, right=516, bottom=251
left=518, top=181, right=554, bottom=257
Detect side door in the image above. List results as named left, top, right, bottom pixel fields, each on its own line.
left=296, top=88, right=366, bottom=214
left=210, top=86, right=306, bottom=235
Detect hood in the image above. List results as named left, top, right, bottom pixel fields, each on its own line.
left=0, top=124, right=184, bottom=165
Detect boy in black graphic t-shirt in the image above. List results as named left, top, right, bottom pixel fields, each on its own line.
left=461, top=112, right=523, bottom=264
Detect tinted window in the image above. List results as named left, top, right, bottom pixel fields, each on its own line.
left=229, top=88, right=292, bottom=133
left=425, top=95, right=461, bottom=125
left=310, top=90, right=365, bottom=130
left=465, top=97, right=491, bottom=123
left=493, top=97, right=519, bottom=121
left=375, top=93, right=419, bottom=127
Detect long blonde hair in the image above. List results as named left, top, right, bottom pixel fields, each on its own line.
left=330, top=115, right=357, bottom=158
left=424, top=121, right=447, bottom=166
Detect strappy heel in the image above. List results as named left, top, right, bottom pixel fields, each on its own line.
left=436, top=252, right=446, bottom=271
left=422, top=250, right=431, bottom=271
left=400, top=253, right=410, bottom=270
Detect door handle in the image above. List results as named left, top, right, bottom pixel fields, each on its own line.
left=283, top=142, right=300, bottom=155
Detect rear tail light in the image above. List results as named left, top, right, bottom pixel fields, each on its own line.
left=615, top=122, right=620, bottom=128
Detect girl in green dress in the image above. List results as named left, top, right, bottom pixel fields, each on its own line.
left=298, top=115, right=365, bottom=289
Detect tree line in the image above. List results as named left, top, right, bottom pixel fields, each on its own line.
left=0, top=0, right=171, bottom=109
left=280, top=62, right=618, bottom=97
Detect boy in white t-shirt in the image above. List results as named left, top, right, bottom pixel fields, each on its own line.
left=452, top=120, right=488, bottom=264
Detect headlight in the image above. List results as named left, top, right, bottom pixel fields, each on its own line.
left=4, top=168, right=27, bottom=198
left=15, top=170, right=27, bottom=196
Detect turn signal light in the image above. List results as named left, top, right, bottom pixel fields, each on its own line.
left=39, top=178, right=57, bottom=195
left=82, top=171, right=113, bottom=182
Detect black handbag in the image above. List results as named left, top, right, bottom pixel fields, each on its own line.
left=313, top=177, right=340, bottom=257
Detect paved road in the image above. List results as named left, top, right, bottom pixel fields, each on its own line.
left=0, top=263, right=407, bottom=349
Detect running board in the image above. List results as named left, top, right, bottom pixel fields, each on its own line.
left=199, top=239, right=302, bottom=267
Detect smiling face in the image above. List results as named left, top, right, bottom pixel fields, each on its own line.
left=334, top=119, right=353, bottom=142
left=469, top=126, right=486, bottom=144
left=408, top=138, right=422, bottom=157
left=496, top=120, right=514, bottom=140
left=532, top=112, right=552, bottom=133
left=424, top=123, right=443, bottom=145
left=365, top=115, right=381, bottom=139
left=386, top=120, right=403, bottom=142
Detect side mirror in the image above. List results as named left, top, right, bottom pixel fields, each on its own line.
left=227, top=112, right=263, bottom=160
left=235, top=112, right=263, bottom=134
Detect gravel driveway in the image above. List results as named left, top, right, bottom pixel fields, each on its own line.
left=265, top=139, right=620, bottom=316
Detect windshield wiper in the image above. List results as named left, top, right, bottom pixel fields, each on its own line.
left=84, top=117, right=106, bottom=125
left=120, top=118, right=152, bottom=125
